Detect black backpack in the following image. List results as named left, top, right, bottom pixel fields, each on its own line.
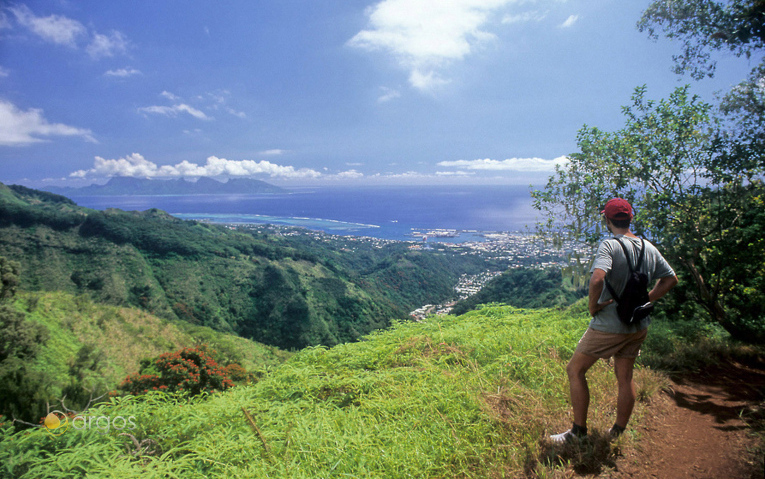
left=604, top=238, right=654, bottom=325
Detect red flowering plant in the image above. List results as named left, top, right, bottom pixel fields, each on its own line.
left=119, top=347, right=234, bottom=396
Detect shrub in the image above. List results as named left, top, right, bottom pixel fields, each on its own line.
left=118, top=347, right=233, bottom=396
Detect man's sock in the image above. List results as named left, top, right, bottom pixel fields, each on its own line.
left=610, top=423, right=626, bottom=437
left=571, top=423, right=588, bottom=437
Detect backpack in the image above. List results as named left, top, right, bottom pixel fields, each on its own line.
left=604, top=238, right=654, bottom=325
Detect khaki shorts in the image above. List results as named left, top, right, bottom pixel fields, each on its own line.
left=575, top=327, right=648, bottom=359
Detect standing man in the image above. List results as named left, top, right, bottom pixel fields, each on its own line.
left=551, top=198, right=678, bottom=443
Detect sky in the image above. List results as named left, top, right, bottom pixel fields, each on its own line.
left=0, top=0, right=755, bottom=188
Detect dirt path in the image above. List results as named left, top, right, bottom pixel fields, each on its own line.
left=609, top=360, right=765, bottom=478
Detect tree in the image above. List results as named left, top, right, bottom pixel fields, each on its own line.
left=639, top=0, right=765, bottom=174
left=638, top=0, right=765, bottom=80
left=119, top=347, right=234, bottom=396
left=532, top=86, right=765, bottom=342
left=0, top=256, right=52, bottom=423
left=0, top=256, right=20, bottom=301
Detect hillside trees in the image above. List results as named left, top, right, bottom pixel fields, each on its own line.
left=0, top=256, right=52, bottom=422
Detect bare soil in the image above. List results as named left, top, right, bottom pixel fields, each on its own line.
left=534, top=358, right=765, bottom=478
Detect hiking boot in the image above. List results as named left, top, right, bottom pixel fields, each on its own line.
left=549, top=429, right=586, bottom=444
left=608, top=425, right=626, bottom=441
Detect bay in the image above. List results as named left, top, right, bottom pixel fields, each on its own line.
left=69, top=184, right=541, bottom=242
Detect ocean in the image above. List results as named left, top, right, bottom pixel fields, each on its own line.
left=69, top=185, right=541, bottom=243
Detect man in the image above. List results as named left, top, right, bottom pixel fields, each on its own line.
left=551, top=198, right=678, bottom=443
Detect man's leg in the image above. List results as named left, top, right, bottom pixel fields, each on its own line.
left=613, top=356, right=637, bottom=428
left=566, top=352, right=599, bottom=428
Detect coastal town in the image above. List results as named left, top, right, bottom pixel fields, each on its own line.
left=236, top=224, right=592, bottom=321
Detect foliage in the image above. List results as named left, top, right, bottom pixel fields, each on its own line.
left=451, top=267, right=586, bottom=316
left=639, top=0, right=765, bottom=175
left=532, top=86, right=765, bottom=342
left=0, top=304, right=669, bottom=478
left=638, top=0, right=765, bottom=79
left=0, top=290, right=289, bottom=425
left=119, top=347, right=234, bottom=396
left=0, top=256, right=20, bottom=301
left=0, top=261, right=51, bottom=423
left=0, top=183, right=499, bottom=350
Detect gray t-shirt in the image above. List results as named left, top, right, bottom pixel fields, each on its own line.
left=589, top=235, right=675, bottom=334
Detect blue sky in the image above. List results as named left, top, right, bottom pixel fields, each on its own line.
left=0, top=0, right=754, bottom=187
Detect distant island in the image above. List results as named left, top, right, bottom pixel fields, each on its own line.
left=43, top=176, right=286, bottom=196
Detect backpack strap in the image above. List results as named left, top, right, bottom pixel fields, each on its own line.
left=635, top=238, right=646, bottom=271
left=603, top=237, right=645, bottom=301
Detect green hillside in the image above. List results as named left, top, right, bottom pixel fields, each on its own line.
left=0, top=183, right=495, bottom=350
left=451, top=267, right=586, bottom=316
left=0, top=303, right=670, bottom=478
left=1, top=290, right=290, bottom=423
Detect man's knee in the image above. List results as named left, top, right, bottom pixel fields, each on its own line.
left=613, top=357, right=636, bottom=384
left=567, top=353, right=597, bottom=380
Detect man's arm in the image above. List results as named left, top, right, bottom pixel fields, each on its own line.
left=588, top=268, right=613, bottom=317
left=648, top=275, right=678, bottom=303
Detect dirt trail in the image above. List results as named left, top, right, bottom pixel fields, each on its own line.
left=609, top=360, right=765, bottom=478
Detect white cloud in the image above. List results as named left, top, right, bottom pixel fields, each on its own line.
left=0, top=66, right=9, bottom=77
left=87, top=30, right=128, bottom=58
left=10, top=5, right=129, bottom=59
left=377, top=86, right=401, bottom=103
left=104, top=67, right=141, bottom=77
left=348, top=0, right=515, bottom=91
left=10, top=5, right=86, bottom=47
left=138, top=104, right=210, bottom=120
left=161, top=91, right=181, bottom=101
left=335, top=169, right=364, bottom=179
left=71, top=154, right=323, bottom=179
left=560, top=14, right=579, bottom=28
left=409, top=70, right=450, bottom=91
left=259, top=149, right=286, bottom=156
left=226, top=107, right=247, bottom=119
left=0, top=99, right=96, bottom=146
left=502, top=11, right=547, bottom=24
left=437, top=156, right=569, bottom=171
left=435, top=170, right=475, bottom=176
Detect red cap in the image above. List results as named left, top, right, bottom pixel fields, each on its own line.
left=601, top=198, right=633, bottom=220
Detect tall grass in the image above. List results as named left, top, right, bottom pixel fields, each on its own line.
left=1, top=304, right=668, bottom=478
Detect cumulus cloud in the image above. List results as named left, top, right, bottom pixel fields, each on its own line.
left=70, top=154, right=324, bottom=179
left=502, top=11, right=547, bottom=24
left=377, top=86, right=401, bottom=103
left=138, top=104, right=210, bottom=120
left=10, top=4, right=86, bottom=47
left=9, top=5, right=129, bottom=59
left=348, top=0, right=515, bottom=91
left=435, top=170, right=475, bottom=176
left=87, top=31, right=129, bottom=58
left=104, top=67, right=141, bottom=77
left=335, top=169, right=364, bottom=179
left=437, top=156, right=569, bottom=172
left=161, top=91, right=181, bottom=101
left=0, top=99, right=96, bottom=146
left=560, top=14, right=579, bottom=28
left=259, top=149, right=286, bottom=156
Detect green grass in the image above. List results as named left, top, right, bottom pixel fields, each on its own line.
left=14, top=291, right=290, bottom=399
left=0, top=304, right=668, bottom=478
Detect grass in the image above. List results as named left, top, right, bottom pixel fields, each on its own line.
left=14, top=291, right=290, bottom=399
left=0, top=303, right=671, bottom=478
